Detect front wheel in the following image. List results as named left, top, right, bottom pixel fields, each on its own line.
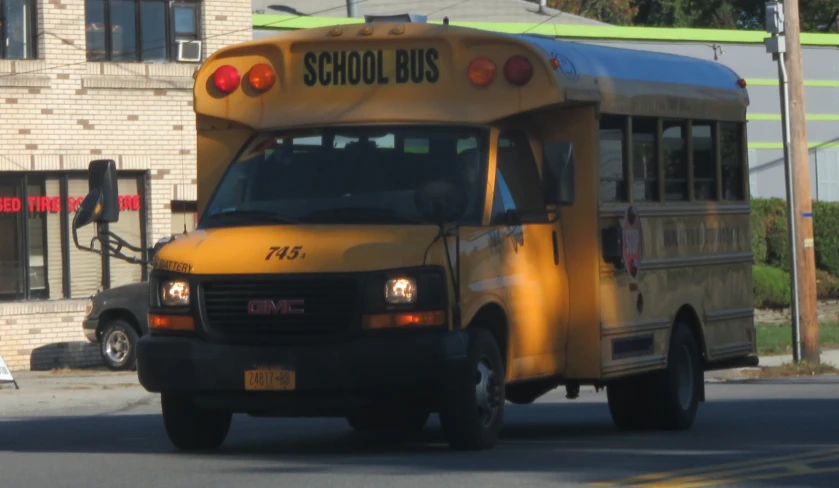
left=99, top=319, right=138, bottom=371
left=161, top=392, right=232, bottom=451
left=438, top=328, right=505, bottom=451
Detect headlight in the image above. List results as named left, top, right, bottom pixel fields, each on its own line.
left=161, top=280, right=190, bottom=306
left=384, top=277, right=416, bottom=304
left=85, top=297, right=93, bottom=317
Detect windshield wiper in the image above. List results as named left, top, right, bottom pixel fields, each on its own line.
left=299, top=207, right=423, bottom=224
left=205, top=208, right=297, bottom=224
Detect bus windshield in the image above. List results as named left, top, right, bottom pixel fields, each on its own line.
left=200, top=126, right=489, bottom=228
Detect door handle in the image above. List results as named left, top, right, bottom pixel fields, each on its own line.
left=552, top=230, right=559, bottom=265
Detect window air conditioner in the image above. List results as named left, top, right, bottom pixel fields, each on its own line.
left=177, top=40, right=202, bottom=62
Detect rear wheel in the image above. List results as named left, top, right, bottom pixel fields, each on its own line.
left=607, top=322, right=702, bottom=431
left=438, top=328, right=505, bottom=451
left=161, top=392, right=232, bottom=451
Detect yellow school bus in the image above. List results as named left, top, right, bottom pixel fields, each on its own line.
left=72, top=16, right=758, bottom=452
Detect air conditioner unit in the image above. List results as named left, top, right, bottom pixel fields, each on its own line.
left=177, top=40, right=202, bottom=63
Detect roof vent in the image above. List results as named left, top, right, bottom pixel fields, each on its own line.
left=364, top=13, right=428, bottom=23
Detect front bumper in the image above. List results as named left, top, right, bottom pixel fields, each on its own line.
left=83, top=318, right=98, bottom=343
left=136, top=330, right=469, bottom=416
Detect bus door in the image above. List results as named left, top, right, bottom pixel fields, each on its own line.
left=490, top=129, right=569, bottom=380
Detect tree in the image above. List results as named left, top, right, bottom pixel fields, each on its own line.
left=541, top=0, right=839, bottom=31
left=547, top=0, right=638, bottom=25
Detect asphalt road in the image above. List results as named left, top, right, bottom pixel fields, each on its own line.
left=1, top=372, right=838, bottom=487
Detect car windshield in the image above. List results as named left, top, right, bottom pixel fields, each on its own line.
left=199, top=126, right=489, bottom=228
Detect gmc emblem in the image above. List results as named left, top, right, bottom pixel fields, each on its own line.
left=247, top=299, right=305, bottom=315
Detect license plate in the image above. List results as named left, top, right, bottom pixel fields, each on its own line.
left=244, top=368, right=295, bottom=391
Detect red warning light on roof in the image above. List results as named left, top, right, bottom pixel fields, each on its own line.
left=737, top=79, right=747, bottom=88
left=213, top=65, right=241, bottom=94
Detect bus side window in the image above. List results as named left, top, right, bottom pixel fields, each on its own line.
left=720, top=122, right=745, bottom=200
left=491, top=131, right=546, bottom=224
left=599, top=115, right=627, bottom=202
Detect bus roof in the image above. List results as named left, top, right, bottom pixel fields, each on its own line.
left=194, top=22, right=748, bottom=131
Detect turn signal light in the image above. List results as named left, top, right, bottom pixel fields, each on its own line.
left=213, top=65, right=240, bottom=94
left=149, top=314, right=195, bottom=331
left=504, top=55, right=533, bottom=86
left=248, top=63, right=276, bottom=92
left=362, top=310, right=446, bottom=330
left=467, top=57, right=496, bottom=87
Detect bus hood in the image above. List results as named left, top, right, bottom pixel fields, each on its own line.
left=151, top=225, right=442, bottom=275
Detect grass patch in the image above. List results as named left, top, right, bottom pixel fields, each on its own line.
left=756, top=321, right=839, bottom=355
left=740, top=362, right=839, bottom=379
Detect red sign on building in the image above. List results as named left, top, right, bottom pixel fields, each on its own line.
left=0, top=195, right=142, bottom=213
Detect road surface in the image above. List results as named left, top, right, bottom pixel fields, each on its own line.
left=1, top=371, right=837, bottom=487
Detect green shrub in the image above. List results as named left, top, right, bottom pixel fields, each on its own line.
left=813, top=201, right=839, bottom=277
left=750, top=204, right=768, bottom=265
left=753, top=264, right=790, bottom=309
left=816, top=269, right=839, bottom=300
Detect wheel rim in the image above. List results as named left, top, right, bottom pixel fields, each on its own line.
left=105, top=330, right=130, bottom=364
left=676, top=344, right=694, bottom=410
left=475, top=356, right=502, bottom=427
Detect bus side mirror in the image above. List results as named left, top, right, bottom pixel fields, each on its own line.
left=541, top=142, right=575, bottom=206
left=73, top=159, right=119, bottom=229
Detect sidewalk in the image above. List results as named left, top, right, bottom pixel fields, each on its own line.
left=0, top=368, right=152, bottom=418
left=705, top=348, right=839, bottom=381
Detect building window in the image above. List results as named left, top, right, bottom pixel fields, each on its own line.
left=171, top=200, right=197, bottom=234
left=85, top=0, right=200, bottom=62
left=0, top=172, right=147, bottom=302
left=1, top=0, right=37, bottom=59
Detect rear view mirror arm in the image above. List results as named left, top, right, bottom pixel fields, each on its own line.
left=71, top=222, right=150, bottom=266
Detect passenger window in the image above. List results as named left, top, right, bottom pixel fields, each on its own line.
left=692, top=121, right=717, bottom=200
left=599, top=115, right=627, bottom=202
left=662, top=119, right=688, bottom=201
left=631, top=117, right=659, bottom=202
left=721, top=122, right=745, bottom=200
left=491, top=131, right=546, bottom=223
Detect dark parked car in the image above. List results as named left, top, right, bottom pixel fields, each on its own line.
left=82, top=281, right=149, bottom=371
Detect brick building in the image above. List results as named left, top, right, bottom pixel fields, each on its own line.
left=0, top=0, right=252, bottom=371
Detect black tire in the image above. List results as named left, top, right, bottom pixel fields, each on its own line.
left=346, top=409, right=430, bottom=434
left=606, top=322, right=701, bottom=431
left=654, top=322, right=702, bottom=430
left=99, top=319, right=139, bottom=371
left=606, top=375, right=655, bottom=430
left=438, top=328, right=506, bottom=451
left=161, top=392, right=232, bottom=452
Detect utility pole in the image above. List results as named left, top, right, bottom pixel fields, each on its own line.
left=346, top=0, right=360, bottom=18
left=765, top=2, right=801, bottom=363
left=784, top=0, right=820, bottom=365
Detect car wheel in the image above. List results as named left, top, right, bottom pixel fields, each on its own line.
left=100, top=319, right=139, bottom=371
